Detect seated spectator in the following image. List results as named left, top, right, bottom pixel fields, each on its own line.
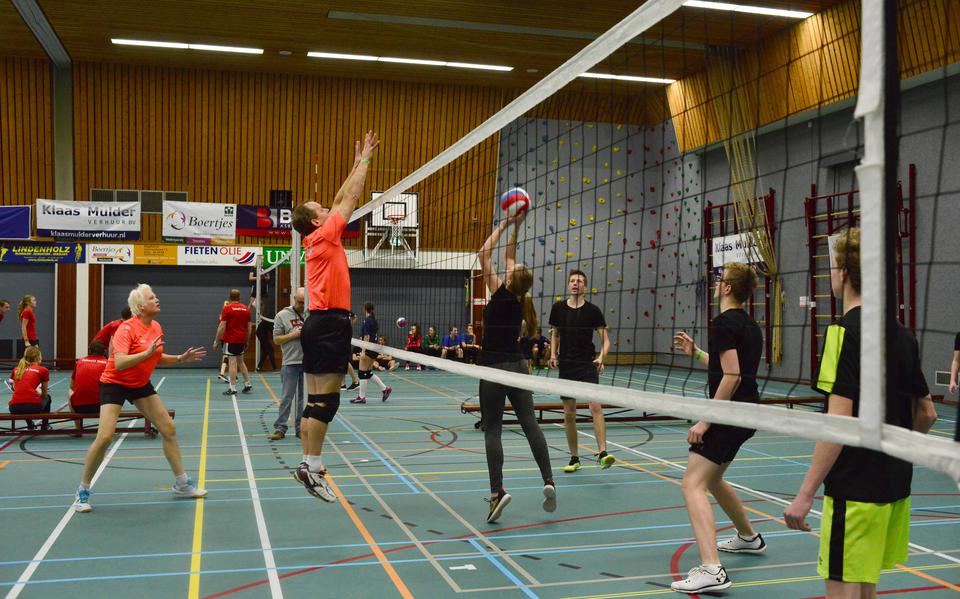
left=423, top=326, right=442, bottom=358
left=350, top=351, right=361, bottom=373
left=404, top=324, right=423, bottom=371
left=529, top=328, right=550, bottom=370
left=376, top=336, right=400, bottom=371
left=8, top=346, right=51, bottom=430
left=69, top=340, right=108, bottom=435
left=459, top=323, right=480, bottom=364
left=442, top=327, right=463, bottom=361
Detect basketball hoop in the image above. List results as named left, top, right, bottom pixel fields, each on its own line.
left=387, top=215, right=405, bottom=245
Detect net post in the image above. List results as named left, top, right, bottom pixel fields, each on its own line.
left=291, top=230, right=301, bottom=309
left=255, top=253, right=263, bottom=369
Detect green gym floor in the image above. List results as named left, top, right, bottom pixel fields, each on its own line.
left=0, top=366, right=957, bottom=598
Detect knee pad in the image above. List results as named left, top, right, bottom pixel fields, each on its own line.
left=358, top=369, right=373, bottom=380
left=303, top=393, right=340, bottom=423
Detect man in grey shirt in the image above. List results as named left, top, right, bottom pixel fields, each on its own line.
left=270, top=287, right=306, bottom=440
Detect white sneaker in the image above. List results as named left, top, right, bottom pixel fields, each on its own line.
left=670, top=565, right=731, bottom=594
left=3, top=379, right=13, bottom=392
left=293, top=464, right=337, bottom=503
left=718, top=532, right=766, bottom=554
left=172, top=479, right=208, bottom=498
left=72, top=487, right=92, bottom=512
left=542, top=482, right=557, bottom=513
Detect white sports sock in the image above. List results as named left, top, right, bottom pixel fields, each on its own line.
left=175, top=473, right=189, bottom=485
left=702, top=564, right=722, bottom=573
left=371, top=374, right=386, bottom=391
left=301, top=455, right=307, bottom=464
left=358, top=378, right=368, bottom=398
left=79, top=482, right=91, bottom=491
left=305, top=455, right=324, bottom=472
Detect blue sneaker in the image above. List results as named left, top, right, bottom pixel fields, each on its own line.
left=73, top=487, right=92, bottom=512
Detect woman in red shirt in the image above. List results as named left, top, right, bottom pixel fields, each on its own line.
left=18, top=295, right=38, bottom=348
left=404, top=324, right=423, bottom=371
left=72, top=283, right=207, bottom=513
left=8, top=346, right=51, bottom=430
left=69, top=340, right=108, bottom=434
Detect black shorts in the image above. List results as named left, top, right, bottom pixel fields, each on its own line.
left=302, top=309, right=352, bottom=375
left=223, top=343, right=246, bottom=357
left=70, top=403, right=101, bottom=414
left=559, top=361, right=599, bottom=400
left=100, top=382, right=157, bottom=406
left=689, top=423, right=756, bottom=465
left=363, top=348, right=379, bottom=359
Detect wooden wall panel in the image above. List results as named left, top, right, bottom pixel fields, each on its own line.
left=667, top=0, right=960, bottom=152
left=0, top=57, right=54, bottom=207
left=72, top=64, right=508, bottom=250
left=55, top=264, right=76, bottom=366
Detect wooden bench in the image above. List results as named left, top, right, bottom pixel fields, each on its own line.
left=0, top=410, right=175, bottom=438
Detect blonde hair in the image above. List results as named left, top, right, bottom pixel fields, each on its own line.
left=833, top=228, right=861, bottom=293
left=14, top=346, right=41, bottom=381
left=723, top=262, right=758, bottom=303
left=510, top=264, right=538, bottom=338
left=17, top=295, right=34, bottom=318
left=128, top=284, right=154, bottom=316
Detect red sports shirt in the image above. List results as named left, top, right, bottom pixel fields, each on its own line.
left=94, top=319, right=123, bottom=344
left=10, top=364, right=49, bottom=406
left=100, top=318, right=163, bottom=388
left=71, top=355, right=108, bottom=407
left=220, top=302, right=252, bottom=344
left=304, top=210, right=350, bottom=311
left=21, top=307, right=36, bottom=340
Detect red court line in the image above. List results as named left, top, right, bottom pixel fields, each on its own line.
left=203, top=501, right=758, bottom=598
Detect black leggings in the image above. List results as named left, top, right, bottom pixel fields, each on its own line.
left=256, top=322, right=276, bottom=369
left=479, top=360, right=552, bottom=493
left=9, top=394, right=52, bottom=428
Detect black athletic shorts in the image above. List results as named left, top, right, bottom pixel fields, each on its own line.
left=100, top=382, right=157, bottom=406
left=559, top=361, right=599, bottom=400
left=70, top=403, right=101, bottom=414
left=363, top=348, right=378, bottom=359
left=223, top=343, right=246, bottom=357
left=302, top=309, right=352, bottom=375
left=689, top=423, right=756, bottom=465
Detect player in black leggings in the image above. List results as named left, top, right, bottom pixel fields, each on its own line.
left=477, top=210, right=555, bottom=524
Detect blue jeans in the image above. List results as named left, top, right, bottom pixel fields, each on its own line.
left=274, top=364, right=304, bottom=434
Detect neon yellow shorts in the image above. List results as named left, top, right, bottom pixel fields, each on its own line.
left=818, top=495, right=910, bottom=584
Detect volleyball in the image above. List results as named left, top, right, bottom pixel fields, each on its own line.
left=396, top=316, right=407, bottom=328
left=499, top=187, right=531, bottom=217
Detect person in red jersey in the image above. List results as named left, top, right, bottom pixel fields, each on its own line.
left=68, top=340, right=109, bottom=435
left=93, top=306, right=133, bottom=351
left=71, top=283, right=206, bottom=513
left=8, top=346, right=50, bottom=430
left=289, top=130, right=378, bottom=503
left=18, top=295, right=38, bottom=348
left=214, top=289, right=254, bottom=396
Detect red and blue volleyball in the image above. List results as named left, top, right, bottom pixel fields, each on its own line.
left=396, top=316, right=408, bottom=328
left=499, top=187, right=531, bottom=217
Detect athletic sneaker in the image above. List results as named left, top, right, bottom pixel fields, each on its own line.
left=217, top=374, right=229, bottom=384
left=718, top=532, right=766, bottom=554
left=381, top=386, right=392, bottom=402
left=486, top=489, right=512, bottom=523
left=293, top=463, right=337, bottom=502
left=347, top=381, right=360, bottom=390
left=670, top=565, right=731, bottom=594
left=350, top=397, right=367, bottom=404
left=4, top=379, right=15, bottom=392
left=72, top=487, right=92, bottom=513
left=563, top=456, right=581, bottom=473
left=242, top=384, right=252, bottom=394
left=542, top=480, right=557, bottom=513
left=598, top=451, right=616, bottom=469
left=223, top=389, right=237, bottom=396
left=269, top=430, right=285, bottom=440
left=172, top=479, right=208, bottom=498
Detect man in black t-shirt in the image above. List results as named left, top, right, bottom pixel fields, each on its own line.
left=549, top=270, right=612, bottom=472
left=350, top=302, right=391, bottom=404
left=784, top=228, right=937, bottom=597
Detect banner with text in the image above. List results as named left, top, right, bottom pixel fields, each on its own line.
left=711, top=232, right=765, bottom=275
left=86, top=243, right=134, bottom=265
left=36, top=199, right=140, bottom=240
left=0, top=206, right=31, bottom=239
left=177, top=245, right=260, bottom=267
left=0, top=241, right=85, bottom=264
left=262, top=246, right=306, bottom=268
left=162, top=200, right=236, bottom=244
left=236, top=206, right=292, bottom=238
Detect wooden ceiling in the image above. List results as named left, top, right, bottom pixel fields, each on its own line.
left=0, top=0, right=846, bottom=89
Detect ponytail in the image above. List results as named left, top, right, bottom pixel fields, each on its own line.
left=17, top=295, right=33, bottom=319
left=520, top=294, right=538, bottom=338
left=13, top=346, right=41, bottom=381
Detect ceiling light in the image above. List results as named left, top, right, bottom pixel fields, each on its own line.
left=683, top=0, right=813, bottom=19
left=579, top=72, right=675, bottom=84
left=307, top=51, right=512, bottom=72
left=111, top=38, right=188, bottom=49
left=111, top=39, right=263, bottom=54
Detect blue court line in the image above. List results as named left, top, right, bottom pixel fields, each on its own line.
left=334, top=416, right=420, bottom=494
left=740, top=445, right=811, bottom=468
left=467, top=538, right=539, bottom=599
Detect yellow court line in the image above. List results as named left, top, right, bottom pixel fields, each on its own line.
left=187, top=379, right=211, bottom=599
left=0, top=460, right=8, bottom=470
left=257, top=372, right=280, bottom=407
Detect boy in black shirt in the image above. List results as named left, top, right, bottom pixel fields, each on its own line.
left=785, top=228, right=937, bottom=597
left=549, top=270, right=612, bottom=472
left=351, top=302, right=391, bottom=404
left=670, top=261, right=765, bottom=594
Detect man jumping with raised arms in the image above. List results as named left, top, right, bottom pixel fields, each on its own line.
left=290, top=130, right=378, bottom=502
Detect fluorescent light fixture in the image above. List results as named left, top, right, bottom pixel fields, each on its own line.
left=683, top=0, right=813, bottom=19
left=307, top=51, right=512, bottom=72
left=579, top=72, right=675, bottom=84
left=111, top=39, right=264, bottom=54
left=111, top=38, right=188, bottom=49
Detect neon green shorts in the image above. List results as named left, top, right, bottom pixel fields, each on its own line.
left=818, top=495, right=910, bottom=584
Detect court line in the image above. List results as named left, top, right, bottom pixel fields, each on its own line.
left=336, top=416, right=420, bottom=493
left=187, top=379, right=212, bottom=599
left=2, top=375, right=158, bottom=599
left=230, top=390, right=282, bottom=598
left=467, top=538, right=539, bottom=599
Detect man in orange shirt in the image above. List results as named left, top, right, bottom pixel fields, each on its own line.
left=289, top=130, right=378, bottom=502
left=214, top=289, right=253, bottom=396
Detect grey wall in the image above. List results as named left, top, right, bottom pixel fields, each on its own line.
left=0, top=265, right=56, bottom=360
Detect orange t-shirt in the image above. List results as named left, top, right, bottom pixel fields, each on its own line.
left=71, top=355, right=108, bottom=407
left=9, top=364, right=48, bottom=406
left=304, top=210, right=350, bottom=311
left=100, top=318, right=164, bottom=388
left=21, top=307, right=37, bottom=340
